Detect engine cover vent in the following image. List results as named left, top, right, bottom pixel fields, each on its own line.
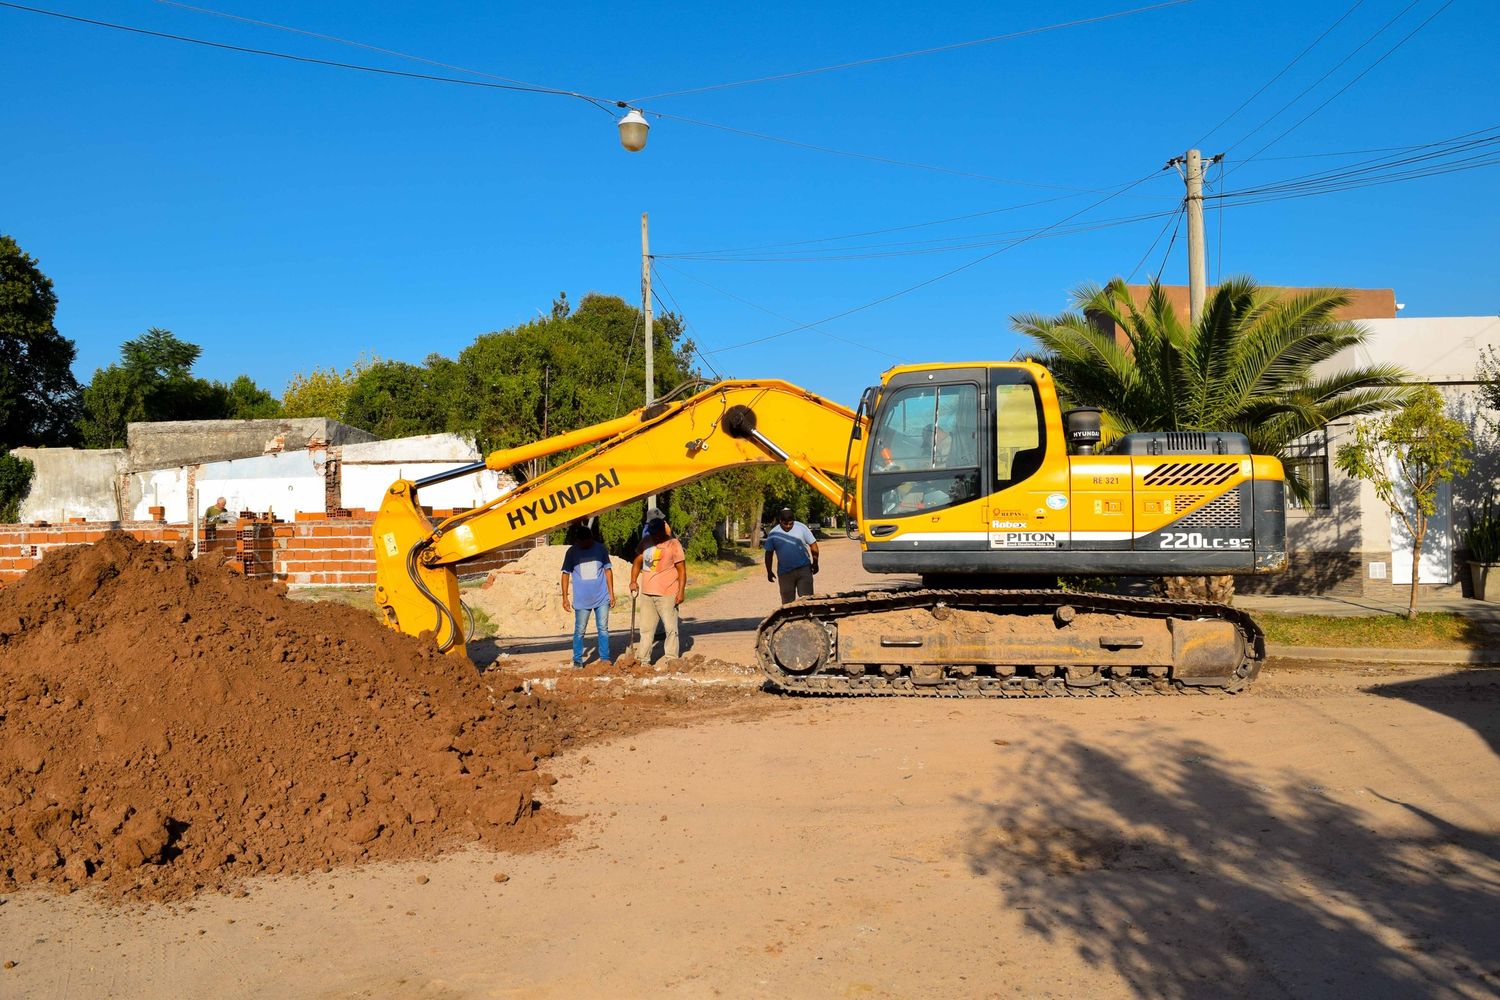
left=1177, top=492, right=1243, bottom=527
left=1143, top=462, right=1239, bottom=487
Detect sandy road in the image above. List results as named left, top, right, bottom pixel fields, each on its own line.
left=3, top=541, right=1498, bottom=998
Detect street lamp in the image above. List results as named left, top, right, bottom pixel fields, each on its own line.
left=617, top=107, right=650, bottom=152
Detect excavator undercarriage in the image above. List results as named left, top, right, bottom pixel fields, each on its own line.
left=758, top=588, right=1264, bottom=697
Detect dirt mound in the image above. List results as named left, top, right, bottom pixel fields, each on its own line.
left=471, top=544, right=632, bottom=638
left=0, top=533, right=616, bottom=902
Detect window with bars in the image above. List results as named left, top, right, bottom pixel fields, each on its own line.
left=1284, top=455, right=1330, bottom=510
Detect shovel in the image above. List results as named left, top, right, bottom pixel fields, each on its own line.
left=616, top=593, right=640, bottom=669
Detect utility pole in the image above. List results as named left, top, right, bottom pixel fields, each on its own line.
left=1185, top=149, right=1206, bottom=326
left=641, top=211, right=657, bottom=514
left=1168, top=148, right=1222, bottom=327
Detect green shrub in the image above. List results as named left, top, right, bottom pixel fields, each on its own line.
left=1462, top=499, right=1500, bottom=563
left=0, top=450, right=34, bottom=523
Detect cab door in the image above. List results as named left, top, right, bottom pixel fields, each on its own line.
left=984, top=366, right=1071, bottom=553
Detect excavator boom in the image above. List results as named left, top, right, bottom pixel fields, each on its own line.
left=373, top=380, right=864, bottom=652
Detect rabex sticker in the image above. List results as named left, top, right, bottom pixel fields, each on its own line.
left=382, top=532, right=399, bottom=558
left=1045, top=493, right=1069, bottom=510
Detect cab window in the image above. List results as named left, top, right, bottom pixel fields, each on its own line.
left=868, top=383, right=980, bottom=517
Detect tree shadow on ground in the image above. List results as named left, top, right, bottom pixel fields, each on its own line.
left=962, top=715, right=1500, bottom=998
left=1368, top=667, right=1500, bottom=757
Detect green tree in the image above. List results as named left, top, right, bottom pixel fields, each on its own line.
left=79, top=328, right=231, bottom=447
left=223, top=375, right=283, bottom=419
left=0, top=234, right=81, bottom=446
left=1335, top=385, right=1472, bottom=618
left=282, top=357, right=372, bottom=421
left=1478, top=345, right=1500, bottom=419
left=0, top=450, right=33, bottom=523
left=344, top=357, right=459, bottom=438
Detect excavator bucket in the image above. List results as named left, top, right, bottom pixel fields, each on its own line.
left=373, top=480, right=468, bottom=657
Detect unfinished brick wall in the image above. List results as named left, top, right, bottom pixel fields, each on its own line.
left=0, top=519, right=540, bottom=588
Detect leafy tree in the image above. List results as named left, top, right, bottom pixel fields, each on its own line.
left=1013, top=278, right=1414, bottom=499
left=1335, top=385, right=1472, bottom=618
left=1478, top=345, right=1500, bottom=419
left=344, top=357, right=459, bottom=438
left=78, top=328, right=231, bottom=447
left=223, top=375, right=283, bottom=419
left=0, top=234, right=81, bottom=446
left=282, top=357, right=372, bottom=421
left=0, top=449, right=33, bottom=523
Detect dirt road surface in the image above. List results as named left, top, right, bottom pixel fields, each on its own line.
left=4, top=539, right=1498, bottom=998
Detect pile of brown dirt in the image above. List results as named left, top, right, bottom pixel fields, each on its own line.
left=0, top=533, right=631, bottom=902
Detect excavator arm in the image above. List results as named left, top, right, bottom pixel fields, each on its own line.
left=373, top=379, right=866, bottom=654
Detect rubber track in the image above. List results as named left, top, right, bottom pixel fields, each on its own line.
left=756, top=588, right=1265, bottom=698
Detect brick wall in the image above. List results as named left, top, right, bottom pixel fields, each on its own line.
left=0, top=519, right=540, bottom=588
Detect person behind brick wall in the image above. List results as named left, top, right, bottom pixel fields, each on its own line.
left=205, top=496, right=229, bottom=523
left=560, top=519, right=615, bottom=668
left=629, top=517, right=686, bottom=666
left=764, top=507, right=819, bottom=604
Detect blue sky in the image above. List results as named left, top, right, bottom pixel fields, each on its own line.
left=3, top=0, right=1496, bottom=409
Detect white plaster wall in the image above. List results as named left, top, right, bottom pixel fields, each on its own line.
left=196, top=451, right=325, bottom=519
left=340, top=432, right=511, bottom=512
left=342, top=464, right=510, bottom=512
left=13, top=447, right=125, bottom=522
left=127, top=468, right=190, bottom=522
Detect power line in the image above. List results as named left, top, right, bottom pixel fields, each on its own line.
left=6, top=1, right=1148, bottom=196
left=1155, top=210, right=1184, bottom=284
left=700, top=168, right=1166, bottom=355
left=656, top=261, right=906, bottom=360
left=1222, top=0, right=1426, bottom=159
left=0, top=1, right=619, bottom=111
left=648, top=268, right=725, bottom=380
left=647, top=109, right=1159, bottom=193
left=1127, top=202, right=1184, bottom=283
left=154, top=0, right=565, bottom=93
left=629, top=0, right=1195, bottom=102
left=1231, top=0, right=1457, bottom=170
left=1194, top=0, right=1368, bottom=147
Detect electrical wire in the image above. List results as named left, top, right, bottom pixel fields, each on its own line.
left=700, top=168, right=1167, bottom=355
left=647, top=109, right=1160, bottom=193
left=0, top=0, right=620, bottom=111
left=154, top=0, right=560, bottom=92
left=1230, top=0, right=1457, bottom=171
left=649, top=271, right=725, bottom=380
left=1214, top=156, right=1225, bottom=284
left=628, top=0, right=1195, bottom=102
left=611, top=310, right=642, bottom=417
left=1221, top=0, right=1426, bottom=159
left=1154, top=210, right=1184, bottom=284
left=1126, top=202, right=1185, bottom=283
left=1194, top=0, right=1367, bottom=147
left=657, top=261, right=906, bottom=360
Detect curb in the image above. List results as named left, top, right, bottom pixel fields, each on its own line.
left=1266, top=645, right=1500, bottom=665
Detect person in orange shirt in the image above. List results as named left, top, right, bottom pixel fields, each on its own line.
left=629, top=517, right=686, bottom=665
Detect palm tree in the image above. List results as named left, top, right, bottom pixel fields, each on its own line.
left=1012, top=277, right=1414, bottom=599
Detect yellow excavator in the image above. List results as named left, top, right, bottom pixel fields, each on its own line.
left=373, top=362, right=1286, bottom=696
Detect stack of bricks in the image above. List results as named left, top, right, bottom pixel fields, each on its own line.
left=0, top=518, right=541, bottom=588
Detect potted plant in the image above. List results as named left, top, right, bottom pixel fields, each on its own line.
left=1462, top=500, right=1500, bottom=601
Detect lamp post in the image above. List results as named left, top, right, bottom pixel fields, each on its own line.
left=617, top=108, right=649, bottom=152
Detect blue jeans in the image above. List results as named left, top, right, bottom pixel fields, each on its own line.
left=572, top=603, right=610, bottom=664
